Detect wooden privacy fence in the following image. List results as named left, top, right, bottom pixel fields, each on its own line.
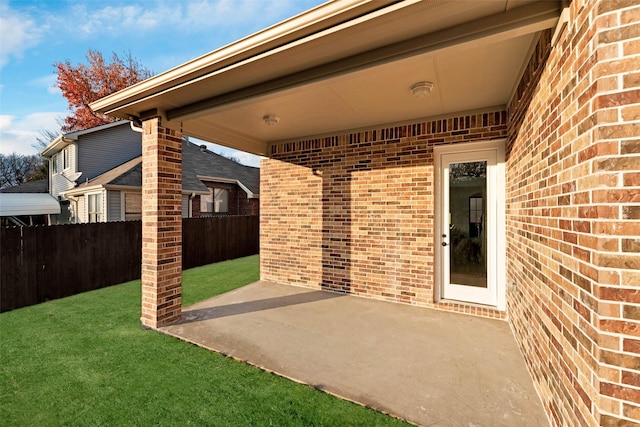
left=1, top=215, right=259, bottom=312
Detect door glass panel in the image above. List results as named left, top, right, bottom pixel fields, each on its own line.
left=449, top=161, right=487, bottom=288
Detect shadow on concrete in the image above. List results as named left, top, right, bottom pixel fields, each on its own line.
left=176, top=290, right=344, bottom=324
left=161, top=281, right=548, bottom=427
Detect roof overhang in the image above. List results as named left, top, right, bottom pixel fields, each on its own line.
left=63, top=184, right=210, bottom=197
left=91, top=0, right=562, bottom=156
left=40, top=136, right=74, bottom=158
left=0, top=193, right=61, bottom=216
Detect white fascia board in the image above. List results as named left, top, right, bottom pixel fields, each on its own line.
left=67, top=184, right=210, bottom=196
left=106, top=184, right=206, bottom=195
left=62, top=184, right=105, bottom=197
left=89, top=0, right=390, bottom=114
left=108, top=184, right=209, bottom=195
left=40, top=135, right=74, bottom=158
left=108, top=185, right=209, bottom=195
left=196, top=175, right=258, bottom=198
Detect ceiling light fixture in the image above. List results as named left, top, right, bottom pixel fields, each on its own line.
left=263, top=114, right=280, bottom=126
left=410, top=81, right=434, bottom=98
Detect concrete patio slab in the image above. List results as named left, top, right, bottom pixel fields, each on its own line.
left=160, top=281, right=548, bottom=427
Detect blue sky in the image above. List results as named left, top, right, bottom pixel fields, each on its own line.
left=0, top=0, right=324, bottom=167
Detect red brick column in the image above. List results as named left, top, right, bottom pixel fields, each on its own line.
left=140, top=117, right=182, bottom=328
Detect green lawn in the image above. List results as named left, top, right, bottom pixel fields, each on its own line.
left=0, top=255, right=406, bottom=426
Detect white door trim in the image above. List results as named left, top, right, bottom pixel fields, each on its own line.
left=434, top=140, right=506, bottom=310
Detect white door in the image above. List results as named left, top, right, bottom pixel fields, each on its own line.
left=436, top=142, right=505, bottom=308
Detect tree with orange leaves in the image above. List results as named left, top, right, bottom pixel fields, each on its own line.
left=55, top=50, right=152, bottom=132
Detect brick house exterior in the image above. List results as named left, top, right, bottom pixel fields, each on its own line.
left=262, top=111, right=510, bottom=319
left=192, top=181, right=259, bottom=217
left=92, top=1, right=639, bottom=425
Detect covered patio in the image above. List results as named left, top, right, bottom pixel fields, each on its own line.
left=90, top=0, right=562, bottom=328
left=91, top=1, right=558, bottom=423
left=90, top=0, right=640, bottom=425
left=161, top=281, right=547, bottom=426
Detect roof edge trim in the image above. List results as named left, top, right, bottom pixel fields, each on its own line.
left=90, top=0, right=396, bottom=114
left=40, top=136, right=74, bottom=158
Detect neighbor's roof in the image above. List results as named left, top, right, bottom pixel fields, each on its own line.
left=0, top=179, right=49, bottom=194
left=0, top=193, right=61, bottom=216
left=64, top=141, right=259, bottom=197
left=68, top=156, right=144, bottom=192
left=182, top=141, right=260, bottom=196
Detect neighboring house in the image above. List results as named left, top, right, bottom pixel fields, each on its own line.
left=40, top=121, right=142, bottom=224
left=90, top=1, right=640, bottom=426
left=0, top=179, right=59, bottom=226
left=183, top=141, right=260, bottom=218
left=61, top=140, right=259, bottom=223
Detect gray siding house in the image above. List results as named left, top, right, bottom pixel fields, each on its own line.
left=40, top=121, right=141, bottom=224
left=40, top=121, right=259, bottom=224
left=57, top=132, right=260, bottom=223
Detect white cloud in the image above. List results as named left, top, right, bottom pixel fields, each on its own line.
left=228, top=150, right=261, bottom=168
left=71, top=3, right=174, bottom=36
left=0, top=3, right=44, bottom=68
left=182, top=0, right=302, bottom=31
left=30, top=74, right=60, bottom=95
left=0, top=115, right=14, bottom=130
left=0, top=112, right=63, bottom=155
left=66, top=0, right=304, bottom=39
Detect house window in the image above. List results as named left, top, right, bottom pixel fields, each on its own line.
left=87, top=193, right=103, bottom=223
left=200, top=188, right=229, bottom=214
left=62, top=147, right=70, bottom=170
left=124, top=193, right=142, bottom=221
left=469, top=195, right=483, bottom=238
left=214, top=188, right=229, bottom=213
left=52, top=154, right=59, bottom=174
left=201, top=188, right=214, bottom=213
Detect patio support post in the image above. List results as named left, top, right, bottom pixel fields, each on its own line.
left=140, top=116, right=183, bottom=329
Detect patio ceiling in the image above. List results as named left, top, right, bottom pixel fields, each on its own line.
left=91, top=0, right=563, bottom=156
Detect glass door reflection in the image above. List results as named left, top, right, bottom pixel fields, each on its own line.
left=448, top=161, right=487, bottom=288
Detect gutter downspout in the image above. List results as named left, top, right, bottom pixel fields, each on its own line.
left=188, top=193, right=196, bottom=218
left=65, top=194, right=79, bottom=224
left=130, top=120, right=144, bottom=133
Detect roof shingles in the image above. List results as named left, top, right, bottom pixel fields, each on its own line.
left=69, top=140, right=259, bottom=196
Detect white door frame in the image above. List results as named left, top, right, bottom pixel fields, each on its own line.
left=434, top=140, right=506, bottom=310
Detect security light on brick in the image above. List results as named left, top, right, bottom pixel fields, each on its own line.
left=263, top=114, right=280, bottom=126
left=410, top=81, right=434, bottom=98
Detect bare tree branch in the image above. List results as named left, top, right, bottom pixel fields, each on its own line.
left=0, top=153, right=45, bottom=189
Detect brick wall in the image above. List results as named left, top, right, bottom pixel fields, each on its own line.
left=262, top=110, right=507, bottom=319
left=506, top=0, right=640, bottom=425
left=260, top=1, right=639, bottom=424
left=192, top=181, right=259, bottom=216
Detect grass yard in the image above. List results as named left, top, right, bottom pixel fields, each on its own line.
left=0, top=255, right=407, bottom=426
